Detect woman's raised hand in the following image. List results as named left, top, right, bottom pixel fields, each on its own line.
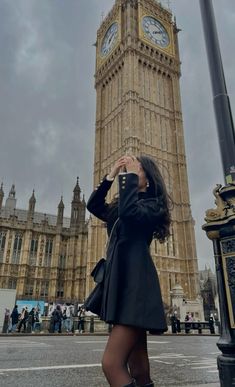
left=107, top=157, right=127, bottom=179
left=107, top=156, right=140, bottom=179
left=124, top=156, right=139, bottom=174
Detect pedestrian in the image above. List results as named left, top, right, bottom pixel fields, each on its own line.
left=28, top=307, right=36, bottom=332
left=77, top=307, right=85, bottom=333
left=2, top=308, right=11, bottom=333
left=34, top=309, right=41, bottom=332
left=62, top=307, right=67, bottom=330
left=17, top=307, right=29, bottom=332
left=65, top=304, right=74, bottom=333
left=86, top=155, right=171, bottom=387
left=10, top=305, right=19, bottom=332
left=52, top=305, right=62, bottom=333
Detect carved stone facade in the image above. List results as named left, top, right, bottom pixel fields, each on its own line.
left=86, top=0, right=199, bottom=306
left=0, top=182, right=87, bottom=304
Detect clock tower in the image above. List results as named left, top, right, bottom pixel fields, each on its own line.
left=86, top=0, right=199, bottom=306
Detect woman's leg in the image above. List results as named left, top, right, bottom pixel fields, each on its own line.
left=102, top=324, right=142, bottom=387
left=128, top=330, right=153, bottom=386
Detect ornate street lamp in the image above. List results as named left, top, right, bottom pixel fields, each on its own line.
left=199, top=0, right=235, bottom=386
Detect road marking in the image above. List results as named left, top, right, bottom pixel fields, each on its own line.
left=191, top=362, right=215, bottom=365
left=0, top=343, right=50, bottom=348
left=153, top=360, right=174, bottom=365
left=0, top=364, right=102, bottom=373
left=149, top=354, right=197, bottom=359
left=191, top=365, right=217, bottom=369
left=75, top=340, right=107, bottom=344
left=148, top=341, right=170, bottom=344
left=207, top=370, right=219, bottom=373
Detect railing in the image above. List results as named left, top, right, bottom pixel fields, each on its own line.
left=2, top=314, right=219, bottom=335
left=171, top=320, right=218, bottom=334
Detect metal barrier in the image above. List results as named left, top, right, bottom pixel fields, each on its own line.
left=171, top=320, right=216, bottom=334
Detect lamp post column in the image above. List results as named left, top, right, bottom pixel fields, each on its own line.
left=199, top=0, right=235, bottom=385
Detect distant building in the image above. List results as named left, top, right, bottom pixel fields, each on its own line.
left=199, top=266, right=219, bottom=321
left=0, top=181, right=87, bottom=304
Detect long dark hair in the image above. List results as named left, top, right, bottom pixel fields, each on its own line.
left=108, top=155, right=172, bottom=242
left=137, top=155, right=172, bottom=242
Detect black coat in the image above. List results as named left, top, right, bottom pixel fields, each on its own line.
left=11, top=308, right=19, bottom=325
left=87, top=173, right=167, bottom=333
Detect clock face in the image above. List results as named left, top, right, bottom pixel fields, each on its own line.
left=142, top=16, right=170, bottom=48
left=100, top=22, right=119, bottom=57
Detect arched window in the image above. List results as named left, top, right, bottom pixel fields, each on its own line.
left=12, top=233, right=23, bottom=264
left=8, top=278, right=17, bottom=289
left=44, top=239, right=53, bottom=267
left=0, top=231, right=6, bottom=263
left=29, top=238, right=38, bottom=265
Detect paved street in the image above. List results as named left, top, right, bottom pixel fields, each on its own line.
left=0, top=335, right=220, bottom=387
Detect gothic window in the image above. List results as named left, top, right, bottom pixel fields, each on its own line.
left=8, top=278, right=17, bottom=289
left=0, top=231, right=6, bottom=263
left=40, top=281, right=49, bottom=297
left=12, top=233, right=23, bottom=264
left=59, top=254, right=66, bottom=269
left=165, top=231, right=176, bottom=257
left=57, top=281, right=64, bottom=298
left=169, top=274, right=172, bottom=291
left=29, top=238, right=38, bottom=266
left=44, top=239, right=53, bottom=267
left=25, top=280, right=34, bottom=296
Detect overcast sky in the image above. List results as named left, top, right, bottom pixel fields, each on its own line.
left=0, top=0, right=234, bottom=270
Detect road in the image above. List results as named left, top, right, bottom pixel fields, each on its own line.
left=0, top=335, right=220, bottom=386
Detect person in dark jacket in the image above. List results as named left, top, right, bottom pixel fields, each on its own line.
left=52, top=305, right=62, bottom=333
left=86, top=155, right=171, bottom=387
left=17, top=307, right=29, bottom=332
left=10, top=305, right=19, bottom=332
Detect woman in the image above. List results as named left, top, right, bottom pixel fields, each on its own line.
left=87, top=155, right=171, bottom=387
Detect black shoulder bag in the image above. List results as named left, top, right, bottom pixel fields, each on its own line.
left=83, top=218, right=119, bottom=316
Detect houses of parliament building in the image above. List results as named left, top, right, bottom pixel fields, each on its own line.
left=0, top=0, right=200, bottom=309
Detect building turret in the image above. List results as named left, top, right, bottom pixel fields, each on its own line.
left=0, top=183, right=4, bottom=209
left=80, top=194, right=86, bottom=223
left=57, top=196, right=64, bottom=227
left=70, top=177, right=81, bottom=228
left=28, top=190, right=36, bottom=216
left=5, top=184, right=16, bottom=209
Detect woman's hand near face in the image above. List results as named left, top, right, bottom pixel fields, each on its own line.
left=125, top=156, right=139, bottom=175
left=107, top=157, right=127, bottom=179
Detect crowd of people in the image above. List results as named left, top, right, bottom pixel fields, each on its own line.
left=2, top=304, right=86, bottom=334
left=2, top=305, right=42, bottom=333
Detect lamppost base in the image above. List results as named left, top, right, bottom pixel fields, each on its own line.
left=218, top=354, right=235, bottom=386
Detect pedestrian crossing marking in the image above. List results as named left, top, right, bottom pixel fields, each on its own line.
left=0, top=364, right=102, bottom=373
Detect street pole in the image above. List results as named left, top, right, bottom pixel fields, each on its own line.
left=199, top=0, right=235, bottom=185
left=199, top=1, right=235, bottom=386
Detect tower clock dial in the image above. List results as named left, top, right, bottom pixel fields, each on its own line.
left=100, top=22, right=119, bottom=57
left=142, top=16, right=170, bottom=48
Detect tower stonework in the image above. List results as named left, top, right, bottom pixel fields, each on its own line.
left=86, top=0, right=199, bottom=305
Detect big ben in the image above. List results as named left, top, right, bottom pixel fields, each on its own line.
left=86, top=0, right=199, bottom=306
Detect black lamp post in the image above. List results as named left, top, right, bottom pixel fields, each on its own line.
left=199, top=0, right=235, bottom=185
left=199, top=1, right=235, bottom=386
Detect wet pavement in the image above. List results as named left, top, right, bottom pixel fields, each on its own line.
left=0, top=335, right=220, bottom=386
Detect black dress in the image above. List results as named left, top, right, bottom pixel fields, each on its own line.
left=87, top=173, right=167, bottom=333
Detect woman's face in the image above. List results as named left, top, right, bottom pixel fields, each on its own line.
left=137, top=163, right=148, bottom=191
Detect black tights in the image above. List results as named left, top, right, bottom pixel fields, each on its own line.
left=102, top=325, right=152, bottom=387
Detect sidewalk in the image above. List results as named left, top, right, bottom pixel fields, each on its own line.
left=176, top=384, right=220, bottom=387
left=0, top=331, right=220, bottom=337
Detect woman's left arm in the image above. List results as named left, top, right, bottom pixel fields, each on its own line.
left=118, top=173, right=164, bottom=225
